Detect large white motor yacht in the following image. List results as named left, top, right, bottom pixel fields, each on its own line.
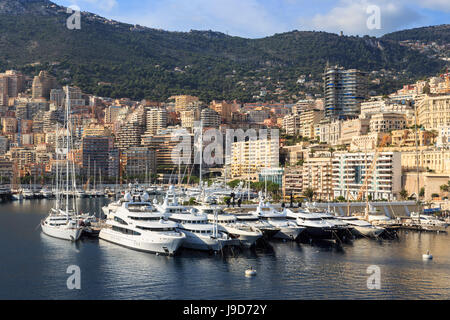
left=156, top=196, right=234, bottom=251
left=99, top=192, right=186, bottom=255
left=285, top=209, right=337, bottom=240
left=195, top=204, right=262, bottom=247
left=336, top=216, right=385, bottom=238
left=233, top=211, right=280, bottom=238
left=252, top=202, right=305, bottom=240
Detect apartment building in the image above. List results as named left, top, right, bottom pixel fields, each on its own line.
left=173, top=95, right=200, bottom=113
left=122, top=147, right=157, bottom=178
left=417, top=94, right=450, bottom=130
left=200, top=108, right=221, bottom=128
left=104, top=105, right=122, bottom=124
left=145, top=107, right=168, bottom=135
left=324, top=65, right=368, bottom=119
left=230, top=138, right=279, bottom=180
left=333, top=152, right=402, bottom=201
left=299, top=109, right=324, bottom=139
left=402, top=150, right=450, bottom=174
left=316, top=119, right=342, bottom=145
left=282, top=114, right=301, bottom=136
left=339, top=118, right=370, bottom=145
left=32, top=71, right=57, bottom=99
left=350, top=132, right=391, bottom=152
left=210, top=100, right=232, bottom=123
left=391, top=129, right=436, bottom=147
left=180, top=107, right=201, bottom=130
left=369, top=112, right=406, bottom=133
left=82, top=136, right=117, bottom=177
left=302, top=156, right=333, bottom=201
left=283, top=165, right=303, bottom=199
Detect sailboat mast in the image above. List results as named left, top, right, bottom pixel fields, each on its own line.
left=65, top=85, right=70, bottom=212
left=414, top=100, right=421, bottom=218
left=55, top=123, right=59, bottom=210
left=199, top=120, right=203, bottom=188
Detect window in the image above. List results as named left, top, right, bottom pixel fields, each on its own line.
left=114, top=216, right=128, bottom=225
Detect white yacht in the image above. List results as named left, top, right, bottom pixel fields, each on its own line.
left=336, top=216, right=385, bottom=238
left=41, top=209, right=82, bottom=241
left=41, top=86, right=85, bottom=242
left=156, top=196, right=234, bottom=251
left=99, top=193, right=185, bottom=255
left=252, top=202, right=305, bottom=240
left=40, top=187, right=54, bottom=199
left=233, top=211, right=280, bottom=239
left=195, top=204, right=263, bottom=248
left=362, top=204, right=399, bottom=227
left=409, top=212, right=448, bottom=229
left=22, top=188, right=35, bottom=199
left=312, top=210, right=352, bottom=239
left=285, top=209, right=337, bottom=240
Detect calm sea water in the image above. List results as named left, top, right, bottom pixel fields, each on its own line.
left=0, top=198, right=449, bottom=300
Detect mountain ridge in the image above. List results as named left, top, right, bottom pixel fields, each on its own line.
left=0, top=0, right=448, bottom=102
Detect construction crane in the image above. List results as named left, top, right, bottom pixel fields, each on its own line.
left=356, top=134, right=391, bottom=201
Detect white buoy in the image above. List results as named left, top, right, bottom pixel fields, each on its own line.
left=245, top=267, right=257, bottom=277
left=422, top=251, right=433, bottom=260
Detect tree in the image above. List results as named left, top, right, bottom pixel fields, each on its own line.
left=399, top=189, right=409, bottom=200
left=227, top=179, right=241, bottom=188
left=440, top=184, right=449, bottom=192
left=419, top=187, right=425, bottom=197
left=303, top=188, right=315, bottom=201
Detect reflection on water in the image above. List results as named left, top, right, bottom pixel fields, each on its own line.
left=0, top=199, right=449, bottom=299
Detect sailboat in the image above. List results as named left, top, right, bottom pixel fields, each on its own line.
left=41, top=86, right=83, bottom=241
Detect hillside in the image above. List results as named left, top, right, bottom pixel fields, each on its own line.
left=0, top=0, right=448, bottom=102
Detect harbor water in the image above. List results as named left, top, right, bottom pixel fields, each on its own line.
left=0, top=198, right=449, bottom=300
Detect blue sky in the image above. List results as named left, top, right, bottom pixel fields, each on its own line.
left=54, top=0, right=449, bottom=38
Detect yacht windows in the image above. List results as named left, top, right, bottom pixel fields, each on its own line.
left=114, top=216, right=128, bottom=225
left=136, top=226, right=176, bottom=232
left=112, top=226, right=140, bottom=235
left=128, top=216, right=161, bottom=221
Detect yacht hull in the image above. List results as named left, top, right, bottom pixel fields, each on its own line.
left=99, top=229, right=184, bottom=255
left=352, top=226, right=384, bottom=238
left=220, top=225, right=262, bottom=247
left=41, top=222, right=82, bottom=241
left=273, top=226, right=305, bottom=240
left=303, top=227, right=336, bottom=240
left=180, top=230, right=229, bottom=251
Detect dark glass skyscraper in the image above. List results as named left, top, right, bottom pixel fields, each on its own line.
left=324, top=65, right=368, bottom=120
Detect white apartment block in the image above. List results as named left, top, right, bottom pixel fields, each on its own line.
left=230, top=138, right=279, bottom=180
left=282, top=114, right=301, bottom=136
left=437, top=126, right=450, bottom=149
left=360, top=99, right=412, bottom=118
left=146, top=107, right=168, bottom=135
left=316, top=120, right=342, bottom=145
left=332, top=152, right=402, bottom=201
left=369, top=112, right=406, bottom=133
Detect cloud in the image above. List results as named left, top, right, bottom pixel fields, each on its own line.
left=299, top=0, right=424, bottom=36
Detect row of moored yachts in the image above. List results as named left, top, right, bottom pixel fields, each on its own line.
left=41, top=187, right=395, bottom=256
